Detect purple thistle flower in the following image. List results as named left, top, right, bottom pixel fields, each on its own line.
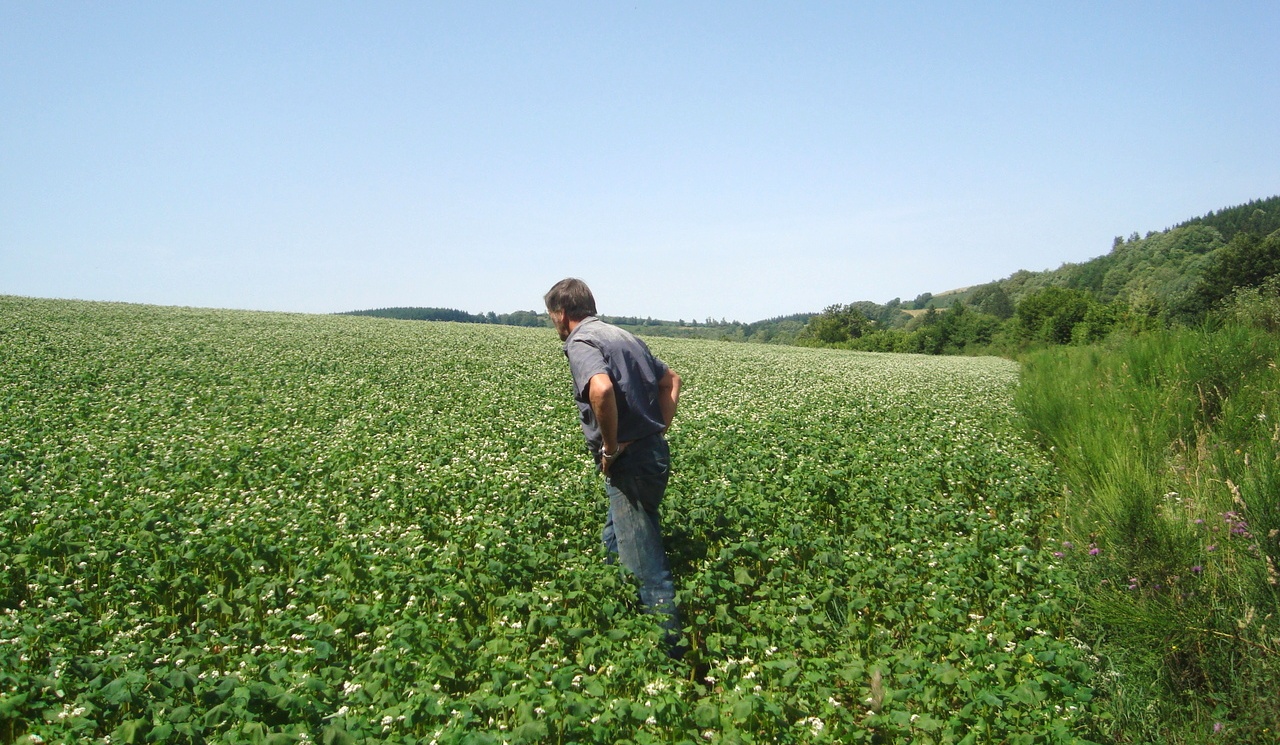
left=1207, top=544, right=1217, bottom=552
left=1089, top=546, right=1100, bottom=556
left=1053, top=551, right=1064, bottom=558
left=1062, top=541, right=1074, bottom=550
left=1191, top=565, right=1203, bottom=573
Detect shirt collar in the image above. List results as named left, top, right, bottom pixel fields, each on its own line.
left=562, top=316, right=599, bottom=350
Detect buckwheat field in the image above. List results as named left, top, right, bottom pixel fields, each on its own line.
left=0, top=297, right=1096, bottom=744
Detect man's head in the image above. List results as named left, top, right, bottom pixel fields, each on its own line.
left=544, top=278, right=597, bottom=340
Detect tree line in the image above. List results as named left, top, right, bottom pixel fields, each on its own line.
left=342, top=195, right=1279, bottom=354
left=341, top=307, right=547, bottom=327
left=796, top=195, right=1280, bottom=354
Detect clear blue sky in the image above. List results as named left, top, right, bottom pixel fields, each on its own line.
left=4, top=2, right=1278, bottom=322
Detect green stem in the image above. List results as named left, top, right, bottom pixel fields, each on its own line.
left=1186, top=626, right=1277, bottom=655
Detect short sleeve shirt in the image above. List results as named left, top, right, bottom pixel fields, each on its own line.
left=562, top=317, right=670, bottom=452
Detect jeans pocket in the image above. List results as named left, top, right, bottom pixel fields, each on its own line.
left=612, top=467, right=668, bottom=511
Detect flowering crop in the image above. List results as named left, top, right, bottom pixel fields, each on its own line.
left=0, top=297, right=1096, bottom=743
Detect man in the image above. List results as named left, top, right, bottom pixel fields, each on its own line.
left=544, top=278, right=683, bottom=653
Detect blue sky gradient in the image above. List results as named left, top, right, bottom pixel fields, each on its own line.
left=3, top=2, right=1278, bottom=321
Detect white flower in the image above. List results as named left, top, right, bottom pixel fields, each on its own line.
left=801, top=716, right=824, bottom=735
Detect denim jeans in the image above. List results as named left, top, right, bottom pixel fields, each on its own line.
left=601, top=434, right=681, bottom=645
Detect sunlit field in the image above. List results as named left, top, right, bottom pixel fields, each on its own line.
left=1, top=296, right=1096, bottom=744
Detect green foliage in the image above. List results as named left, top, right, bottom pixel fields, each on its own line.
left=345, top=196, right=1280, bottom=359
left=0, top=296, right=1099, bottom=743
left=1017, top=326, right=1280, bottom=743
left=1176, top=229, right=1280, bottom=321
left=971, top=199, right=1279, bottom=329
left=342, top=307, right=549, bottom=327
left=892, top=302, right=1003, bottom=355
left=799, top=201, right=1278, bottom=355
left=794, top=299, right=1012, bottom=357
left=967, top=285, right=1015, bottom=320
left=1216, top=274, right=1280, bottom=333
left=1014, top=288, right=1093, bottom=344
left=797, top=304, right=868, bottom=345
left=610, top=315, right=813, bottom=345
left=1173, top=195, right=1280, bottom=243
left=338, top=309, right=815, bottom=347
left=907, top=292, right=933, bottom=310
left=1071, top=301, right=1128, bottom=345
left=1062, top=253, right=1116, bottom=296
left=932, top=301, right=1002, bottom=353
left=874, top=298, right=913, bottom=329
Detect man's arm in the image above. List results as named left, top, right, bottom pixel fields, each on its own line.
left=658, top=369, right=680, bottom=432
left=587, top=373, right=620, bottom=473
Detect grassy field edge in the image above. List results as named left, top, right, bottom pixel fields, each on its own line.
left=1016, top=325, right=1280, bottom=744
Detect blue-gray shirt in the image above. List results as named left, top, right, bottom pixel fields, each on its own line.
left=562, top=316, right=670, bottom=453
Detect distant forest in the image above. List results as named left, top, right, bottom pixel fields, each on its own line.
left=791, top=194, right=1280, bottom=354
left=343, top=195, right=1280, bottom=353
left=342, top=307, right=547, bottom=327
left=340, top=306, right=817, bottom=344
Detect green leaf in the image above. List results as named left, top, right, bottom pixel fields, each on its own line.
left=511, top=721, right=548, bottom=743
left=693, top=702, right=720, bottom=728
left=781, top=665, right=801, bottom=686
left=915, top=714, right=943, bottom=732
left=322, top=724, right=357, bottom=745
left=113, top=718, right=148, bottom=744
left=0, top=691, right=29, bottom=716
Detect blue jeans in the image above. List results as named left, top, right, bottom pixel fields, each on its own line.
left=600, top=434, right=681, bottom=644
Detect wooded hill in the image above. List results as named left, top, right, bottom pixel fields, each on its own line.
left=343, top=195, right=1280, bottom=352
left=940, top=194, right=1280, bottom=310
left=796, top=195, right=1280, bottom=353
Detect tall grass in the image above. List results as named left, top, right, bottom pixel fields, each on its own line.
left=1017, top=324, right=1280, bottom=743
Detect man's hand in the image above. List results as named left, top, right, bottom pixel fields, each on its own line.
left=599, top=440, right=631, bottom=478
